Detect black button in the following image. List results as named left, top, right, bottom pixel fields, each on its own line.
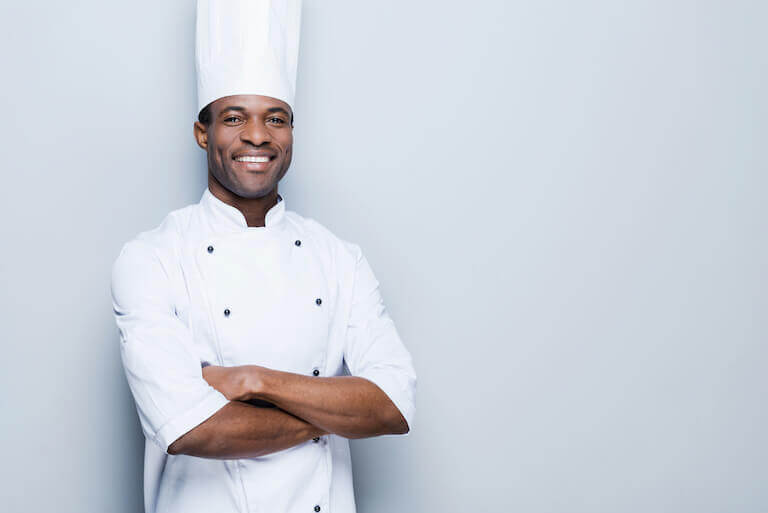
left=207, top=245, right=214, bottom=253
left=312, top=437, right=320, bottom=443
left=315, top=298, right=322, bottom=305
left=314, top=506, right=321, bottom=512
left=312, top=368, right=320, bottom=376
left=224, top=308, right=230, bottom=317
left=295, top=240, right=301, bottom=246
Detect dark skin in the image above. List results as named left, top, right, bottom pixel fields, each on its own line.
left=194, top=94, right=294, bottom=226
left=167, top=95, right=408, bottom=458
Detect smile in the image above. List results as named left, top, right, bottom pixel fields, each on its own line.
left=235, top=156, right=271, bottom=163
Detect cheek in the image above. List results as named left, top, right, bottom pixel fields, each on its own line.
left=210, top=132, right=234, bottom=161
left=215, top=144, right=235, bottom=169
left=209, top=149, right=223, bottom=170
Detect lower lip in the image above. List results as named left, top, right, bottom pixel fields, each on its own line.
left=234, top=159, right=274, bottom=171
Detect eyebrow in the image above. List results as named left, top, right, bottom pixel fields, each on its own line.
left=266, top=107, right=291, bottom=116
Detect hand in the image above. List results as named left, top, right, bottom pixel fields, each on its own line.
left=202, top=364, right=250, bottom=401
left=202, top=364, right=269, bottom=402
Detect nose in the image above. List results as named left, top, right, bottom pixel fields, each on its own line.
left=240, top=119, right=271, bottom=146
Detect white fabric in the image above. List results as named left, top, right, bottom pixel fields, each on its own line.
left=110, top=188, right=417, bottom=513
left=195, top=0, right=303, bottom=114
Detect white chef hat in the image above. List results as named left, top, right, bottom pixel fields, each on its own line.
left=195, top=0, right=303, bottom=116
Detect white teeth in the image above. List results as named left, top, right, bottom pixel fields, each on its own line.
left=235, top=155, right=271, bottom=163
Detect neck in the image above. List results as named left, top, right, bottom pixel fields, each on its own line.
left=208, top=173, right=279, bottom=228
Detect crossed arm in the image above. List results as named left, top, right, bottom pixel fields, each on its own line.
left=166, top=364, right=409, bottom=458
left=112, top=240, right=415, bottom=461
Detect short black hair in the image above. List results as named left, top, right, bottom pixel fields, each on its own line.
left=198, top=104, right=212, bottom=126
left=197, top=103, right=294, bottom=126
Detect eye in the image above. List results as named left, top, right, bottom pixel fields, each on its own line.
left=224, top=116, right=240, bottom=123
left=268, top=117, right=286, bottom=124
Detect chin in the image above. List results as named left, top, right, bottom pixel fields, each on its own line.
left=235, top=182, right=277, bottom=199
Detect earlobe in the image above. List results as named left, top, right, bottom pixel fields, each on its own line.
left=193, top=121, right=208, bottom=150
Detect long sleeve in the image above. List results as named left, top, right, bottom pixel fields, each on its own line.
left=342, top=245, right=417, bottom=435
left=110, top=239, right=230, bottom=454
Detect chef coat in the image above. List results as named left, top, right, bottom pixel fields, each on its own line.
left=110, top=187, right=417, bottom=513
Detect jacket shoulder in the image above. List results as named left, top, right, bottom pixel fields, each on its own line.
left=111, top=204, right=195, bottom=280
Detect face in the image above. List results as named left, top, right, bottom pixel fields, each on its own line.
left=194, top=94, right=294, bottom=199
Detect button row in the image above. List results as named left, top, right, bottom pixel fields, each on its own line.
left=206, top=240, right=320, bottom=513
left=221, top=298, right=321, bottom=318
left=208, top=242, right=320, bottom=319
left=205, top=240, right=303, bottom=254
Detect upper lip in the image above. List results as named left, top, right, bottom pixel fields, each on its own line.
left=233, top=150, right=276, bottom=159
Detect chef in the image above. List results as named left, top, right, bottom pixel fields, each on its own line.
left=109, top=1, right=417, bottom=512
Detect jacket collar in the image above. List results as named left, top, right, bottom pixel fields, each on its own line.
left=200, top=187, right=286, bottom=233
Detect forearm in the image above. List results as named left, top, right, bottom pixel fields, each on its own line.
left=251, top=368, right=408, bottom=439
left=167, top=400, right=327, bottom=458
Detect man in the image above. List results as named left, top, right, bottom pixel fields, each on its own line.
left=109, top=1, right=417, bottom=512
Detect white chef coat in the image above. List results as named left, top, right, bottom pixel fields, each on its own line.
left=110, top=187, right=417, bottom=513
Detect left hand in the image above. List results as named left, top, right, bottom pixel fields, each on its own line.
left=202, top=364, right=257, bottom=402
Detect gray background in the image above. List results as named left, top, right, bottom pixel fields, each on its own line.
left=0, top=0, right=765, bottom=512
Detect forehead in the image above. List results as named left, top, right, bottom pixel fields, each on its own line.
left=211, top=94, right=292, bottom=115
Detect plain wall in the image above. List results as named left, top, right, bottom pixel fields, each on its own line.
left=1, top=1, right=765, bottom=512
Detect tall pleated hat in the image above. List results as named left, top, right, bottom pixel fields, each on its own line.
left=195, top=0, right=303, bottom=116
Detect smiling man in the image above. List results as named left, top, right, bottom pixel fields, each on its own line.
left=109, top=1, right=417, bottom=513
left=195, top=96, right=294, bottom=208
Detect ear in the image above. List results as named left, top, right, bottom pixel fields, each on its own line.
left=193, top=121, right=208, bottom=150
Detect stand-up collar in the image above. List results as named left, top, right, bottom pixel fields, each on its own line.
left=200, top=187, right=286, bottom=233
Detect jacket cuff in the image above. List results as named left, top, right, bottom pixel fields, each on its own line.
left=154, top=388, right=231, bottom=454
left=357, top=368, right=415, bottom=437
